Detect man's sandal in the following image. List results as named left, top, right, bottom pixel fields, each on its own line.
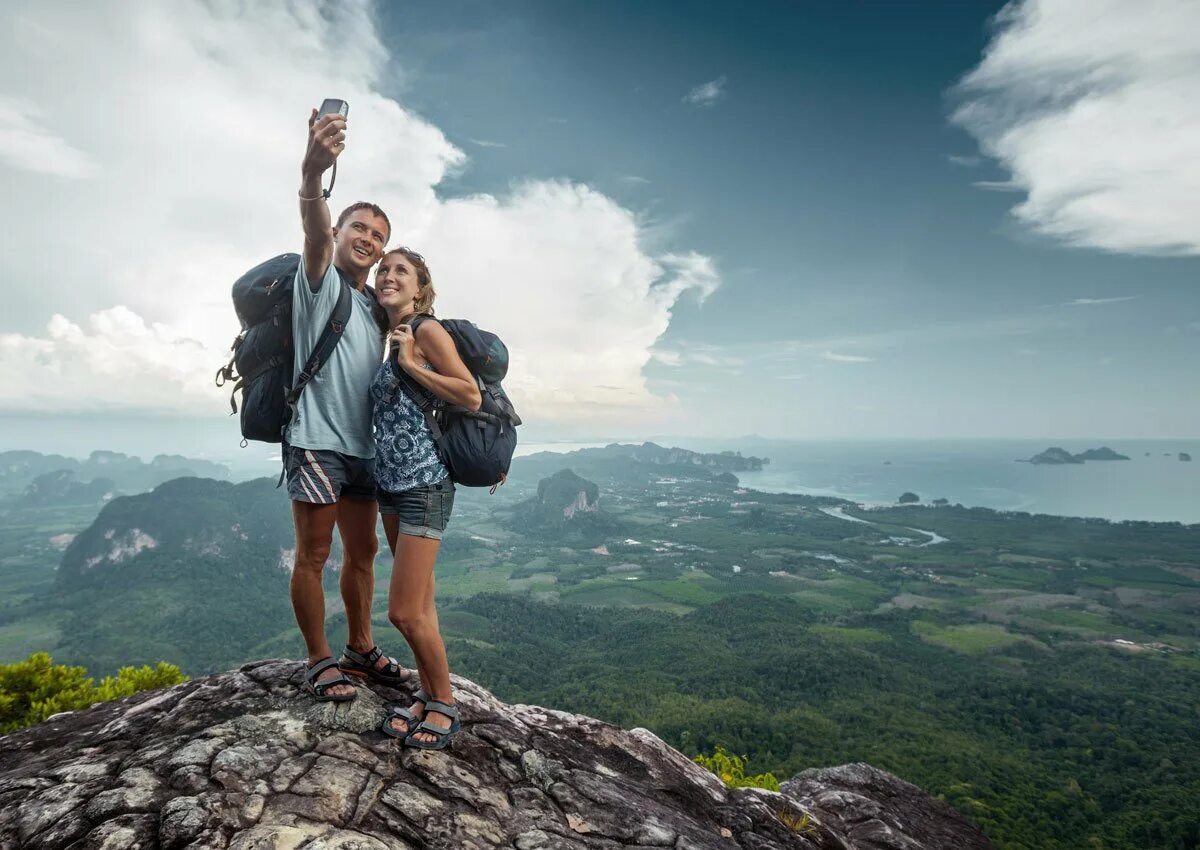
left=302, top=656, right=357, bottom=703
left=339, top=644, right=412, bottom=686
left=404, top=699, right=461, bottom=751
left=381, top=688, right=430, bottom=739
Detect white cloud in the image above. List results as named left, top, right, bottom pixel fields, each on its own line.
left=947, top=154, right=982, bottom=167
left=468, top=138, right=506, bottom=148
left=0, top=1, right=718, bottom=426
left=0, top=97, right=98, bottom=178
left=820, top=351, right=874, bottom=363
left=619, top=175, right=651, bottom=185
left=683, top=76, right=727, bottom=108
left=952, top=0, right=1200, bottom=255
left=0, top=308, right=215, bottom=413
left=1063, top=296, right=1138, bottom=306
left=650, top=342, right=730, bottom=369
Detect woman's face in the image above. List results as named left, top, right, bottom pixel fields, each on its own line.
left=375, top=253, right=421, bottom=311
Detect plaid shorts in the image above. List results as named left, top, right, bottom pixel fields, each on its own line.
left=284, top=446, right=376, bottom=504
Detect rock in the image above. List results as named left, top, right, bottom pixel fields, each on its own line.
left=782, top=764, right=993, bottom=850
left=1071, top=447, right=1130, bottom=461
left=1028, top=446, right=1130, bottom=464
left=897, top=492, right=919, bottom=504
left=0, top=659, right=994, bottom=850
left=1180, top=452, right=1192, bottom=462
left=1028, top=447, right=1083, bottom=465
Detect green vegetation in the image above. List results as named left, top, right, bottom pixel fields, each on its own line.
left=910, top=621, right=1036, bottom=654
left=694, top=745, right=780, bottom=791
left=433, top=592, right=1200, bottom=850
left=1, top=445, right=1197, bottom=850
left=0, top=651, right=185, bottom=733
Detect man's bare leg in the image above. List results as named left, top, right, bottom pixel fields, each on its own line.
left=291, top=500, right=353, bottom=698
left=337, top=497, right=386, bottom=665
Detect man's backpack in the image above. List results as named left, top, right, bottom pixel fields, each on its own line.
left=392, top=315, right=522, bottom=488
left=215, top=253, right=356, bottom=444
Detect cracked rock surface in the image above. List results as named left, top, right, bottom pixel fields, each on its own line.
left=0, top=659, right=993, bottom=850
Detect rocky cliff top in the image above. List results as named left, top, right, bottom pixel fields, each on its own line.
left=0, top=660, right=993, bottom=850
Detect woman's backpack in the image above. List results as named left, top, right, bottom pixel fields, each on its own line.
left=215, top=253, right=354, bottom=444
left=392, top=315, right=522, bottom=488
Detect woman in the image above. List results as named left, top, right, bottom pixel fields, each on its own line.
left=371, top=247, right=481, bottom=749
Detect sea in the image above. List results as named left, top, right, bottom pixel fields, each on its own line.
left=677, top=438, right=1200, bottom=525
left=0, top=413, right=1195, bottom=524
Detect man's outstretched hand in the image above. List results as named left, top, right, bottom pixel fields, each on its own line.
left=302, top=109, right=347, bottom=177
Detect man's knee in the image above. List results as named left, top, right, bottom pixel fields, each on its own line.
left=295, top=542, right=333, bottom=573
left=343, top=537, right=379, bottom=570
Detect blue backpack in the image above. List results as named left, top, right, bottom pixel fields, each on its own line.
left=391, top=315, right=521, bottom=488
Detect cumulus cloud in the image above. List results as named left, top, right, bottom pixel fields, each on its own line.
left=0, top=1, right=718, bottom=425
left=952, top=0, right=1200, bottom=255
left=683, top=76, right=727, bottom=108
left=0, top=308, right=215, bottom=413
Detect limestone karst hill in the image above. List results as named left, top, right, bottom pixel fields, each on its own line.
left=0, top=659, right=993, bottom=850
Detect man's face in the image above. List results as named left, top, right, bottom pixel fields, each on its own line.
left=332, top=210, right=388, bottom=273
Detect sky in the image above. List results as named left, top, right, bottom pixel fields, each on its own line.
left=0, top=0, right=1197, bottom=452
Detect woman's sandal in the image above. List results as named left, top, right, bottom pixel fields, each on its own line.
left=302, top=656, right=358, bottom=703
left=339, top=644, right=412, bottom=686
left=381, top=688, right=430, bottom=739
left=403, top=699, right=461, bottom=751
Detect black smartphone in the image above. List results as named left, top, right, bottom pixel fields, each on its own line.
left=317, top=98, right=349, bottom=119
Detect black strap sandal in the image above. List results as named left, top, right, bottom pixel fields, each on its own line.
left=339, top=644, right=412, bottom=686
left=381, top=688, right=430, bottom=739
left=404, top=699, right=461, bottom=750
left=302, top=656, right=357, bottom=703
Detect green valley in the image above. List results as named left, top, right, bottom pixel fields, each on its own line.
left=1, top=443, right=1197, bottom=850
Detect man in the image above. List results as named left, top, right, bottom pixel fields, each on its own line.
left=290, top=107, right=407, bottom=701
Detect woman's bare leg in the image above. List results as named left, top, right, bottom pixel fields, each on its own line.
left=384, top=531, right=453, bottom=738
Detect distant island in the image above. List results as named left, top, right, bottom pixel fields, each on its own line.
left=1024, top=446, right=1130, bottom=465
left=1181, top=452, right=1192, bottom=462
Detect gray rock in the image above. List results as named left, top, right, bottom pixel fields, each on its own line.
left=0, top=659, right=993, bottom=850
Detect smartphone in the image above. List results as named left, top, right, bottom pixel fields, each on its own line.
left=317, top=99, right=349, bottom=119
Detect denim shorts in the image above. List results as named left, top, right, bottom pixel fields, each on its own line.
left=376, top=478, right=455, bottom=539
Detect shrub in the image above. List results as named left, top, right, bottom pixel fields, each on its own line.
left=0, top=651, right=186, bottom=733
left=694, top=745, right=780, bottom=791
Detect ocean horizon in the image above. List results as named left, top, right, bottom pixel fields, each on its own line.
left=672, top=438, right=1200, bottom=524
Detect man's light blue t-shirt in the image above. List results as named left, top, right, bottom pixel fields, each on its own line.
left=285, top=262, right=382, bottom=459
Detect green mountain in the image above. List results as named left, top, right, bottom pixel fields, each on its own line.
left=53, top=477, right=297, bottom=674
left=505, top=468, right=623, bottom=545
left=0, top=449, right=229, bottom=499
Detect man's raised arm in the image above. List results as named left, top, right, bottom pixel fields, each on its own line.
left=298, top=109, right=347, bottom=291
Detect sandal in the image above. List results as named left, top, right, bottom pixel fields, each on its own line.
left=381, top=688, right=430, bottom=739
left=302, top=656, right=357, bottom=703
left=404, top=699, right=461, bottom=750
left=339, top=644, right=412, bottom=686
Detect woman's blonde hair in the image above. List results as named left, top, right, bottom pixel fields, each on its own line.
left=384, top=247, right=435, bottom=315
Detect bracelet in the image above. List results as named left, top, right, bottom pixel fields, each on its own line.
left=298, top=189, right=325, bottom=201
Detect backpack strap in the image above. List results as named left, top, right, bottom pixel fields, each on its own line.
left=388, top=355, right=445, bottom=440
left=283, top=272, right=354, bottom=434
